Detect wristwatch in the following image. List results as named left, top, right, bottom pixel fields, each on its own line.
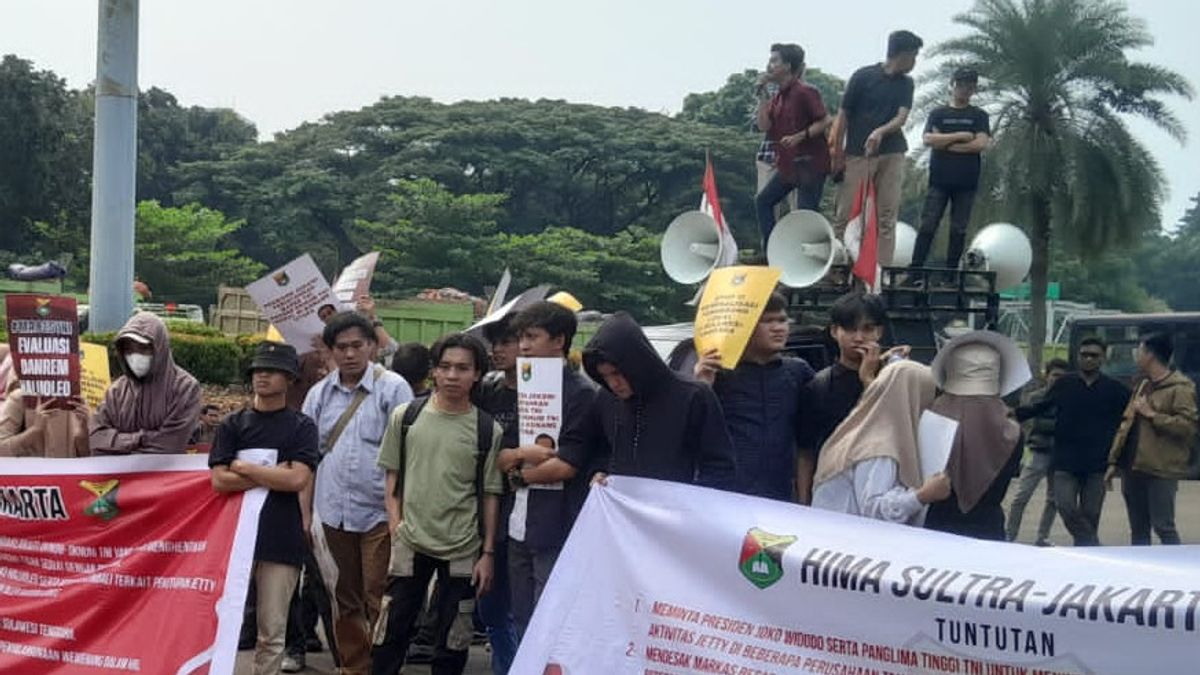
left=508, top=467, right=528, bottom=489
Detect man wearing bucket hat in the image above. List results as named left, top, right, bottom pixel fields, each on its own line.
left=210, top=342, right=320, bottom=675
left=923, top=331, right=1031, bottom=540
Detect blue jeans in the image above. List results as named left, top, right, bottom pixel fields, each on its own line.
left=756, top=170, right=825, bottom=246
left=477, top=542, right=518, bottom=674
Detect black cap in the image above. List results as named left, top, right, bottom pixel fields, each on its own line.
left=248, top=341, right=300, bottom=378
left=952, top=67, right=979, bottom=84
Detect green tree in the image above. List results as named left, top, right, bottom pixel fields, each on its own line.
left=137, top=86, right=257, bottom=204
left=0, top=54, right=91, bottom=255
left=678, top=68, right=844, bottom=131
left=350, top=178, right=507, bottom=295
left=934, top=0, right=1193, bottom=368
left=1134, top=192, right=1200, bottom=310
left=133, top=201, right=265, bottom=306
left=175, top=97, right=767, bottom=259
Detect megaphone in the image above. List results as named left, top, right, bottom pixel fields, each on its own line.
left=660, top=210, right=727, bottom=284
left=891, top=222, right=918, bottom=267
left=961, top=223, right=1032, bottom=291
left=766, top=210, right=845, bottom=288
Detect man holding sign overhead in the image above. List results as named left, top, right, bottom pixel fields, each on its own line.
left=695, top=290, right=815, bottom=502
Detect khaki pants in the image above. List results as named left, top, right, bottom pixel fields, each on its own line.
left=835, top=153, right=905, bottom=265
left=324, top=522, right=391, bottom=675
left=253, top=561, right=301, bottom=675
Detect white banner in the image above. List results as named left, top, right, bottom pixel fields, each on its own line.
left=514, top=477, right=1200, bottom=675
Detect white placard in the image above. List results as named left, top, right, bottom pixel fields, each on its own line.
left=918, top=410, right=959, bottom=483
left=246, top=254, right=336, bottom=355
left=508, top=357, right=564, bottom=541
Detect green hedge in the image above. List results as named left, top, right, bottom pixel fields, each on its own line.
left=3, top=324, right=259, bottom=385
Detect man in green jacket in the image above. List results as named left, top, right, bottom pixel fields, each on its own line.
left=1106, top=332, right=1198, bottom=545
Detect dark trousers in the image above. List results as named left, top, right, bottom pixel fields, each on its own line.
left=756, top=170, right=825, bottom=246
left=508, top=539, right=560, bottom=640
left=913, top=184, right=976, bottom=267
left=370, top=549, right=475, bottom=675
left=477, top=542, right=518, bottom=674
left=1053, top=471, right=1105, bottom=546
left=1121, top=472, right=1181, bottom=545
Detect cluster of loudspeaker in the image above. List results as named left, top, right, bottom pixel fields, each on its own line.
left=660, top=209, right=1032, bottom=291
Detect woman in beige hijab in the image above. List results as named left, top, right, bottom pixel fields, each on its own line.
left=0, top=367, right=90, bottom=458
left=812, top=360, right=952, bottom=524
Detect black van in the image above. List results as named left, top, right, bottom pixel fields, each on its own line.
left=1067, top=312, right=1200, bottom=478
left=1067, top=312, right=1200, bottom=385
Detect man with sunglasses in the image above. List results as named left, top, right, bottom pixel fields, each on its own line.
left=1019, top=337, right=1129, bottom=546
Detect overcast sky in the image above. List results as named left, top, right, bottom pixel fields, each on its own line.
left=3, top=0, right=1196, bottom=229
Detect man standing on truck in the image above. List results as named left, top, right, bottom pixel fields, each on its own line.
left=1106, top=332, right=1198, bottom=545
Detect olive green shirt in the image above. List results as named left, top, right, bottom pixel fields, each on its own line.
left=378, top=401, right=503, bottom=560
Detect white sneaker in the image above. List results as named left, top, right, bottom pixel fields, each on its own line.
left=281, top=655, right=304, bottom=673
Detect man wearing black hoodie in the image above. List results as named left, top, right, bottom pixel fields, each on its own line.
left=575, top=312, right=737, bottom=489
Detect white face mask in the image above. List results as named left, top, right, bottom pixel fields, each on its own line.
left=125, top=353, right=152, bottom=378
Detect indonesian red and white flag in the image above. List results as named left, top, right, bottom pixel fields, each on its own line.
left=846, top=176, right=880, bottom=291
left=699, top=153, right=739, bottom=268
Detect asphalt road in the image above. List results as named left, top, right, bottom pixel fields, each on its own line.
left=236, top=479, right=1200, bottom=674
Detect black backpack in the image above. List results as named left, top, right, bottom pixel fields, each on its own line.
left=393, top=396, right=495, bottom=533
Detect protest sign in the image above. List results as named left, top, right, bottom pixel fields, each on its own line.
left=515, top=477, right=1200, bottom=675
left=919, top=410, right=958, bottom=484
left=331, top=251, right=381, bottom=308
left=694, top=266, right=782, bottom=370
left=246, top=254, right=335, bottom=355
left=79, top=343, right=111, bottom=410
left=0, top=454, right=266, bottom=674
left=509, top=357, right=563, bottom=542
left=4, top=294, right=81, bottom=406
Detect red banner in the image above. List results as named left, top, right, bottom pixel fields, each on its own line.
left=0, top=455, right=265, bottom=674
left=4, top=294, right=81, bottom=407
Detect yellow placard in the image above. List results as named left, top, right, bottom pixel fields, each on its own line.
left=694, top=266, right=782, bottom=370
left=80, top=343, right=112, bottom=408
left=265, top=325, right=285, bottom=342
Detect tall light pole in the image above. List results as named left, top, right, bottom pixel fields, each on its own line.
left=87, top=0, right=138, bottom=332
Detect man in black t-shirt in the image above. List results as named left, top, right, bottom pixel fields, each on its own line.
left=832, top=30, right=923, bottom=265
left=472, top=319, right=521, bottom=672
left=912, top=68, right=991, bottom=269
left=797, top=292, right=907, bottom=503
left=210, top=342, right=320, bottom=675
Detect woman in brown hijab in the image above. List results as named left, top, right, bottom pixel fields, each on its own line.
left=923, top=331, right=1032, bottom=540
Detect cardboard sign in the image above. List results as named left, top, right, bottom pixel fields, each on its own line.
left=79, top=342, right=112, bottom=409
left=246, top=254, right=336, bottom=355
left=693, top=266, right=782, bottom=370
left=509, top=357, right=564, bottom=542
left=331, top=251, right=381, bottom=308
left=4, top=294, right=81, bottom=406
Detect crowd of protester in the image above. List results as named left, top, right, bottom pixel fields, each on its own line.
left=3, top=31, right=1197, bottom=675
left=3, top=286, right=1196, bottom=675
